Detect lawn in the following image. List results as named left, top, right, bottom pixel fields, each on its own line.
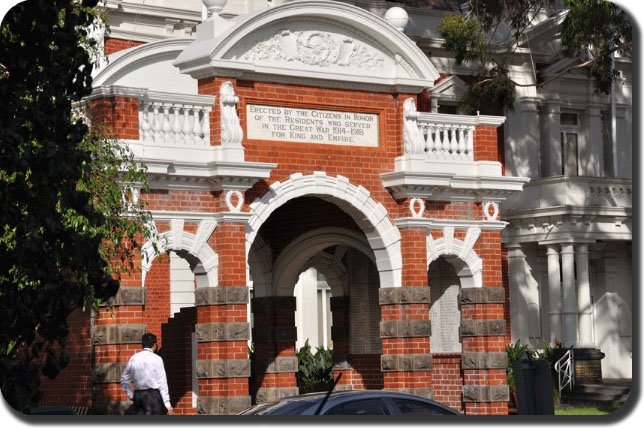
left=554, top=405, right=619, bottom=415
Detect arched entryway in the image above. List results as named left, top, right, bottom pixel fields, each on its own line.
left=247, top=196, right=385, bottom=403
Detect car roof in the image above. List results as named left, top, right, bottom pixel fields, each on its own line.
left=240, top=390, right=462, bottom=415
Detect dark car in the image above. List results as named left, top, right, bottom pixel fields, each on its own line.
left=239, top=390, right=462, bottom=415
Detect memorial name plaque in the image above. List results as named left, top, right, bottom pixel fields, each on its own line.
left=430, top=283, right=462, bottom=353
left=246, top=104, right=379, bottom=147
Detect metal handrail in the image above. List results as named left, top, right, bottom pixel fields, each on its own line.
left=554, top=349, right=574, bottom=394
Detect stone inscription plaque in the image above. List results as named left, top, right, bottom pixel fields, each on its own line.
left=430, top=283, right=462, bottom=353
left=247, top=104, right=379, bottom=147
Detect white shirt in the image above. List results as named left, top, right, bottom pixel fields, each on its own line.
left=121, top=348, right=171, bottom=408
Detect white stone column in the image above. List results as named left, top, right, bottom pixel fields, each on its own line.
left=544, top=95, right=562, bottom=177
left=561, top=243, right=578, bottom=347
left=584, top=101, right=605, bottom=177
left=507, top=244, right=528, bottom=343
left=546, top=245, right=563, bottom=343
left=575, top=244, right=593, bottom=347
left=506, top=98, right=541, bottom=179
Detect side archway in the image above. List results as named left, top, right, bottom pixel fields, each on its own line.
left=246, top=172, right=402, bottom=288
left=426, top=226, right=483, bottom=288
left=141, top=219, right=218, bottom=287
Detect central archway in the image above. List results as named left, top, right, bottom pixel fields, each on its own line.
left=246, top=172, right=401, bottom=288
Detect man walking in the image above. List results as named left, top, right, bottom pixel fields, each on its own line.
left=121, top=333, right=174, bottom=415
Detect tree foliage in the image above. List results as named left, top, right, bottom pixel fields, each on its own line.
left=0, top=0, right=152, bottom=411
left=438, top=0, right=632, bottom=114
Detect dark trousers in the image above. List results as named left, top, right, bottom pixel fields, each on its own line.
left=126, top=389, right=167, bottom=415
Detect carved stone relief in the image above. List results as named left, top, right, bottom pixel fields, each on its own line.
left=240, top=28, right=385, bottom=72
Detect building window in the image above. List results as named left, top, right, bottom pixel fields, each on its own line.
left=560, top=112, right=579, bottom=176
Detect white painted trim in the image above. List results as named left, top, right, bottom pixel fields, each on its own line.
left=426, top=227, right=484, bottom=288
left=141, top=219, right=218, bottom=287
left=397, top=218, right=508, bottom=231
left=247, top=172, right=402, bottom=288
left=93, top=38, right=194, bottom=86
left=272, top=227, right=372, bottom=296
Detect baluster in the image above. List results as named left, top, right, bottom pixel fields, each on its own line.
left=172, top=104, right=182, bottom=142
left=202, top=109, right=211, bottom=146
left=457, top=126, right=466, bottom=159
left=162, top=104, right=172, bottom=144
left=441, top=126, right=450, bottom=160
left=152, top=104, right=162, bottom=144
left=423, top=125, right=432, bottom=155
left=427, top=124, right=440, bottom=159
left=433, top=125, right=442, bottom=159
left=192, top=107, right=203, bottom=145
left=182, top=105, right=192, bottom=145
left=140, top=102, right=152, bottom=142
left=450, top=125, right=459, bottom=160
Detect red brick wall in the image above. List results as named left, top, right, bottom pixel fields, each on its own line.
left=343, top=354, right=383, bottom=390
left=432, top=354, right=464, bottom=412
left=144, top=255, right=171, bottom=346
left=39, top=309, right=93, bottom=408
left=104, top=38, right=145, bottom=56
left=198, top=78, right=412, bottom=221
left=90, top=97, right=139, bottom=140
left=473, top=125, right=501, bottom=162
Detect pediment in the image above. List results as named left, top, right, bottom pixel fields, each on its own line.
left=93, top=38, right=198, bottom=94
left=430, top=75, right=469, bottom=102
left=174, top=0, right=440, bottom=93
left=226, top=20, right=400, bottom=79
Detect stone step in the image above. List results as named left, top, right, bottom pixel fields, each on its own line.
left=569, top=384, right=631, bottom=395
left=561, top=381, right=632, bottom=407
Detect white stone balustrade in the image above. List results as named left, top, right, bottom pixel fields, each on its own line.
left=403, top=98, right=503, bottom=162
left=383, top=98, right=527, bottom=202
left=139, top=92, right=215, bottom=147
left=417, top=116, right=475, bottom=161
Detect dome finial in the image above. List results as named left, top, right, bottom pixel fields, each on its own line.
left=384, top=7, right=409, bottom=32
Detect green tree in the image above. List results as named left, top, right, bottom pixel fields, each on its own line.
left=0, top=0, right=152, bottom=412
left=438, top=0, right=632, bottom=114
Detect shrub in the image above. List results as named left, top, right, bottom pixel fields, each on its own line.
left=296, top=340, right=333, bottom=394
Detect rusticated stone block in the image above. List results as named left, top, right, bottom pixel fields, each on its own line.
left=462, top=385, right=509, bottom=402
left=197, top=396, right=252, bottom=415
left=459, top=287, right=505, bottom=305
left=330, top=296, right=350, bottom=312
left=381, top=354, right=432, bottom=372
left=195, top=286, right=249, bottom=306
left=380, top=319, right=431, bottom=338
left=252, top=326, right=297, bottom=342
left=100, top=286, right=145, bottom=307
left=460, top=319, right=506, bottom=336
left=196, top=359, right=250, bottom=378
left=461, top=352, right=507, bottom=369
left=93, top=324, right=147, bottom=345
left=255, top=387, right=300, bottom=403
left=93, top=362, right=128, bottom=384
left=385, top=388, right=434, bottom=400
left=335, top=384, right=353, bottom=391
left=195, top=322, right=250, bottom=342
left=251, top=296, right=296, bottom=313
left=253, top=357, right=298, bottom=373
left=332, top=357, right=352, bottom=370
left=379, top=287, right=431, bottom=305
